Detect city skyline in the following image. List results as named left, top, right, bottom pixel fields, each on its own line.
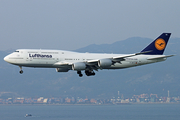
left=0, top=91, right=179, bottom=105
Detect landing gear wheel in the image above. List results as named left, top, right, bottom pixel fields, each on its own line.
left=85, top=70, right=95, bottom=76
left=77, top=71, right=83, bottom=77
left=79, top=74, right=83, bottom=77
left=19, top=70, right=23, bottom=74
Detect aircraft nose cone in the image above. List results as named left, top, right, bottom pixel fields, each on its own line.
left=4, top=56, right=9, bottom=62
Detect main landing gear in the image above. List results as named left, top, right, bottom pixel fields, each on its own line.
left=19, top=66, right=23, bottom=74
left=77, top=71, right=83, bottom=77
left=85, top=70, right=95, bottom=76
left=77, top=70, right=96, bottom=77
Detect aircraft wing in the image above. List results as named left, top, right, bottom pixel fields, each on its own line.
left=112, top=51, right=152, bottom=61
left=147, top=55, right=175, bottom=60
left=87, top=51, right=151, bottom=64
left=54, top=51, right=152, bottom=70
left=112, top=54, right=138, bottom=61
left=85, top=51, right=151, bottom=70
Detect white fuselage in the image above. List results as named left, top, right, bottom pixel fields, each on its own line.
left=4, top=49, right=166, bottom=70
left=3, top=33, right=173, bottom=77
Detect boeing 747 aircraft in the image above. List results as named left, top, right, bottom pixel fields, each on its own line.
left=4, top=33, right=174, bottom=77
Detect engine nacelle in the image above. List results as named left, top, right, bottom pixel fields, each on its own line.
left=98, top=59, right=112, bottom=68
left=56, top=68, right=69, bottom=72
left=72, top=62, right=86, bottom=71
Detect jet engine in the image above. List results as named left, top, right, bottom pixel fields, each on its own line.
left=56, top=68, right=69, bottom=72
left=98, top=59, right=112, bottom=68
left=72, top=62, right=86, bottom=71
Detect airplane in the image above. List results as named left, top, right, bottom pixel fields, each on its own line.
left=4, top=33, right=174, bottom=77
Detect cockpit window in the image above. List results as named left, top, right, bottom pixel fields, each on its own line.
left=14, top=51, right=19, bottom=52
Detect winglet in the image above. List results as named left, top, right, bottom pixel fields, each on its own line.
left=141, top=33, right=171, bottom=55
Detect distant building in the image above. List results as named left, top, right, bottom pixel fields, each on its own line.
left=90, top=99, right=97, bottom=104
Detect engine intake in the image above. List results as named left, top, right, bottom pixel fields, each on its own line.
left=98, top=59, right=112, bottom=68
left=72, top=62, right=86, bottom=71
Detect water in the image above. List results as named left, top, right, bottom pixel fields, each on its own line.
left=0, top=104, right=180, bottom=120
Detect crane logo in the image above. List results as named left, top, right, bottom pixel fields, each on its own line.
left=155, top=38, right=166, bottom=50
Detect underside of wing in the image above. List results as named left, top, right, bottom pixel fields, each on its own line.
left=53, top=61, right=72, bottom=72
left=53, top=61, right=73, bottom=67
left=85, top=51, right=149, bottom=70
left=85, top=59, right=100, bottom=70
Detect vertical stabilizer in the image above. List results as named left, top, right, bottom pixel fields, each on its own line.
left=141, top=33, right=171, bottom=55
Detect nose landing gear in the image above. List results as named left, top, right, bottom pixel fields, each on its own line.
left=19, top=66, right=23, bottom=74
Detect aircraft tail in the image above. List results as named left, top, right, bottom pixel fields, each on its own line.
left=141, top=33, right=171, bottom=55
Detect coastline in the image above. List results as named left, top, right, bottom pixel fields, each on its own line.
left=0, top=102, right=179, bottom=106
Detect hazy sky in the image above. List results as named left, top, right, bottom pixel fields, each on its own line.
left=0, top=0, right=180, bottom=51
